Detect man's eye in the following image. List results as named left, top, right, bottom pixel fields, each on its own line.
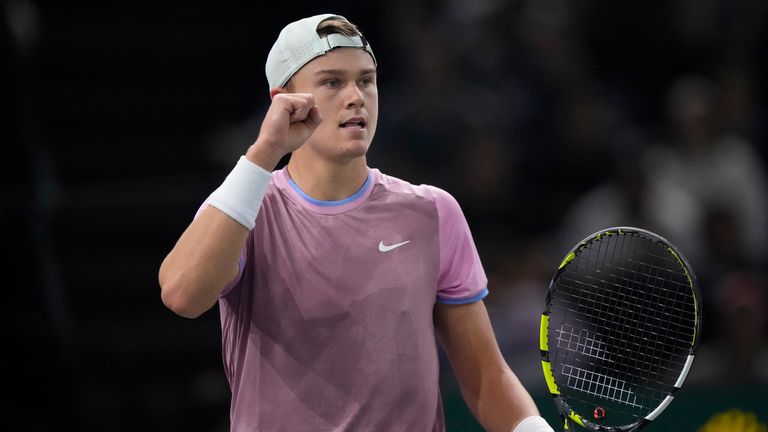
left=324, top=79, right=340, bottom=88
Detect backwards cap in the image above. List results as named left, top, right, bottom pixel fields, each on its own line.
left=265, top=13, right=376, bottom=89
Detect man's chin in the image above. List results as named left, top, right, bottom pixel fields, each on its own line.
left=337, top=142, right=370, bottom=160
left=298, top=134, right=371, bottom=162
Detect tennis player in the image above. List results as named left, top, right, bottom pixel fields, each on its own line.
left=159, top=13, right=553, bottom=432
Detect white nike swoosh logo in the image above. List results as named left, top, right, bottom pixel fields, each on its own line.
left=378, top=240, right=410, bottom=252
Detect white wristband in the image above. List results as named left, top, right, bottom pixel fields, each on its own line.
left=513, top=416, right=555, bottom=432
left=207, top=156, right=272, bottom=230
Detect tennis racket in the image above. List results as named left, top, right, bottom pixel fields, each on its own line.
left=540, top=227, right=701, bottom=431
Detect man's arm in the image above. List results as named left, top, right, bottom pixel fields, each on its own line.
left=158, top=206, right=249, bottom=318
left=158, top=92, right=321, bottom=318
left=434, top=300, right=552, bottom=432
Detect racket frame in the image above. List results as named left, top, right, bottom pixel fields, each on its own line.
left=540, top=227, right=702, bottom=432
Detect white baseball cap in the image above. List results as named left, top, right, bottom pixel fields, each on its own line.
left=265, top=13, right=377, bottom=89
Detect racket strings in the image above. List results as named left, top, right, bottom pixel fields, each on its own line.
left=553, top=322, right=686, bottom=381
left=555, top=255, right=695, bottom=355
left=555, top=277, right=695, bottom=346
left=565, top=235, right=696, bottom=344
left=549, top=232, right=697, bottom=422
left=560, top=364, right=643, bottom=409
left=557, top=267, right=695, bottom=322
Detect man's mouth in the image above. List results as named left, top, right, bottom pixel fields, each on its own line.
left=340, top=117, right=367, bottom=129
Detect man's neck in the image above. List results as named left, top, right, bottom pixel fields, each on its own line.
left=286, top=154, right=369, bottom=202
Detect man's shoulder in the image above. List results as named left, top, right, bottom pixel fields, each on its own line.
left=372, top=169, right=454, bottom=203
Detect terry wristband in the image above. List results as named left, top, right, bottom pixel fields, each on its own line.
left=512, top=416, right=555, bottom=432
left=207, top=156, right=272, bottom=230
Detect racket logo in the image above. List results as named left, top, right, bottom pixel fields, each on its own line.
left=594, top=407, right=606, bottom=420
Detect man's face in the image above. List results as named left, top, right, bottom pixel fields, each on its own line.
left=285, top=47, right=378, bottom=162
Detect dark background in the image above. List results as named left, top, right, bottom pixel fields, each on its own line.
left=5, top=0, right=768, bottom=430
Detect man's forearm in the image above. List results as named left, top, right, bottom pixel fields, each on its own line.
left=464, top=366, right=541, bottom=432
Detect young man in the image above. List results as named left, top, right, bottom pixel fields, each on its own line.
left=159, top=13, right=553, bottom=432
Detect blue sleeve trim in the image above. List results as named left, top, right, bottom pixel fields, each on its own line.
left=436, top=286, right=489, bottom=305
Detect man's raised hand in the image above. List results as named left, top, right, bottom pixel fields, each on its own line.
left=246, top=92, right=323, bottom=170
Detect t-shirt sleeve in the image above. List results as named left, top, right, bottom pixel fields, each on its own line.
left=194, top=200, right=247, bottom=297
left=432, top=188, right=489, bottom=304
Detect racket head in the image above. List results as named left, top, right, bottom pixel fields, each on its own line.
left=540, top=227, right=702, bottom=431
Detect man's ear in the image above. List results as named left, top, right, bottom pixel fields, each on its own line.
left=269, top=87, right=286, bottom=100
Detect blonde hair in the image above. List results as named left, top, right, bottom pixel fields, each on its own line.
left=316, top=18, right=362, bottom=38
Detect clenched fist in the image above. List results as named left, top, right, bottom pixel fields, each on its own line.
left=246, top=92, right=323, bottom=170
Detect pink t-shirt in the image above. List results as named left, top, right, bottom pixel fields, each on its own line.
left=216, top=168, right=487, bottom=431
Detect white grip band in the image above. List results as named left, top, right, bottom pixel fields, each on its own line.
left=513, top=416, right=555, bottom=432
left=207, top=156, right=272, bottom=230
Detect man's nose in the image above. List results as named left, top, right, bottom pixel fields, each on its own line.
left=344, top=82, right=365, bottom=108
